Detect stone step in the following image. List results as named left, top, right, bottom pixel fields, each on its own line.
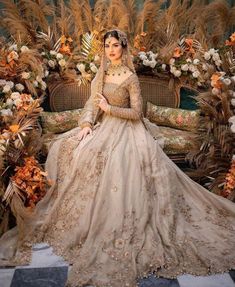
left=0, top=243, right=234, bottom=287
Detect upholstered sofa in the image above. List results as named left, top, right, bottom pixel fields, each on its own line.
left=40, top=76, right=201, bottom=162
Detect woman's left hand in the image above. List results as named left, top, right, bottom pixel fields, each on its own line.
left=96, top=93, right=110, bottom=113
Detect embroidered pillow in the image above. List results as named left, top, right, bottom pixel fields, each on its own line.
left=158, top=126, right=200, bottom=154
left=40, top=109, right=83, bottom=134
left=146, top=102, right=200, bottom=131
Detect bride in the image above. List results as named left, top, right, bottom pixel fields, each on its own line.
left=0, top=29, right=235, bottom=287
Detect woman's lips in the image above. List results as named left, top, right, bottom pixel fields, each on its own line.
left=110, top=54, right=115, bottom=57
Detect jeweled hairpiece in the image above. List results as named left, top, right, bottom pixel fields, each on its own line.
left=106, top=29, right=128, bottom=46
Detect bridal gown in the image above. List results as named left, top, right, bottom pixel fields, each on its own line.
left=1, top=73, right=235, bottom=287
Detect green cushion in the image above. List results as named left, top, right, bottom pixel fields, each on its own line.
left=158, top=126, right=200, bottom=155
left=40, top=109, right=83, bottom=134
left=146, top=102, right=200, bottom=132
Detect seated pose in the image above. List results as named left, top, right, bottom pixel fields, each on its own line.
left=0, top=29, right=235, bottom=287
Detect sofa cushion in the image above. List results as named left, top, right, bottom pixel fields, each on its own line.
left=146, top=102, right=200, bottom=132
left=40, top=109, right=83, bottom=134
left=158, top=126, right=200, bottom=154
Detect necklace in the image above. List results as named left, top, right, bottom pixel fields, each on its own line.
left=105, top=63, right=129, bottom=76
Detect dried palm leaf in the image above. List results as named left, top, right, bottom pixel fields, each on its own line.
left=0, top=0, right=36, bottom=44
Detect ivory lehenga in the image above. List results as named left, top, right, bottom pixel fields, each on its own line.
left=1, top=43, right=235, bottom=287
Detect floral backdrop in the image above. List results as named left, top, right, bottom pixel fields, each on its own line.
left=0, top=0, right=234, bottom=234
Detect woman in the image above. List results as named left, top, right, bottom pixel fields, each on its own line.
left=1, top=29, right=235, bottom=287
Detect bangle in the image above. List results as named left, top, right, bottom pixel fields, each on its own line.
left=106, top=104, right=111, bottom=115
left=80, top=122, right=92, bottom=129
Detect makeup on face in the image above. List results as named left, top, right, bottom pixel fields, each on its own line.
left=105, top=37, right=123, bottom=63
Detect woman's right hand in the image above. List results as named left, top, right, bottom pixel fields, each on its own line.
left=78, top=126, right=92, bottom=141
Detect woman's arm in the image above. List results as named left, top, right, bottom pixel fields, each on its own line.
left=108, top=74, right=143, bottom=120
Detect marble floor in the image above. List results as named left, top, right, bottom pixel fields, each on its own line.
left=0, top=243, right=235, bottom=287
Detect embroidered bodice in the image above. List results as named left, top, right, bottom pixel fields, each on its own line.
left=78, top=73, right=143, bottom=129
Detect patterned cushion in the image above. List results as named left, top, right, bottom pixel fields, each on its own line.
left=158, top=126, right=200, bottom=154
left=40, top=109, right=83, bottom=134
left=146, top=102, right=200, bottom=132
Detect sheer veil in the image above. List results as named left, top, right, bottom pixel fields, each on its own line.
left=78, top=29, right=136, bottom=127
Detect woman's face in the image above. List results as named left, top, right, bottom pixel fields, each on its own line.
left=104, top=36, right=123, bottom=63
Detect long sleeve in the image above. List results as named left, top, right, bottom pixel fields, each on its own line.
left=77, top=81, right=100, bottom=129
left=109, top=74, right=143, bottom=120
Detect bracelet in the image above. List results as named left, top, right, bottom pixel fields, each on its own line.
left=79, top=121, right=92, bottom=129
left=106, top=104, right=111, bottom=115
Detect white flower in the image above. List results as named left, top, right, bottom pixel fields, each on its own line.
left=33, top=80, right=39, bottom=87
left=9, top=44, right=18, bottom=51
left=138, top=51, right=146, bottom=56
left=192, top=71, right=200, bottom=78
left=181, top=64, right=189, bottom=71
left=212, top=88, right=220, bottom=95
left=41, top=51, right=46, bottom=56
left=14, top=98, right=22, bottom=106
left=232, top=92, right=235, bottom=98
left=228, top=115, right=235, bottom=124
left=223, top=78, right=231, bottom=86
left=48, top=60, right=56, bottom=68
left=10, top=92, right=21, bottom=100
left=161, top=64, right=166, bottom=71
left=0, top=79, right=7, bottom=86
left=36, top=76, right=42, bottom=83
left=6, top=81, right=14, bottom=88
left=186, top=58, right=192, bottom=63
left=143, top=59, right=150, bottom=66
left=204, top=52, right=211, bottom=61
left=58, top=59, right=66, bottom=67
left=49, top=50, right=57, bottom=56
left=149, top=60, right=157, bottom=68
left=7, top=51, right=19, bottom=62
left=169, top=58, right=175, bottom=65
left=1, top=109, right=13, bottom=116
left=2, top=85, right=11, bottom=93
left=173, top=70, right=182, bottom=77
left=215, top=60, right=222, bottom=67
left=193, top=59, right=200, bottom=65
left=170, top=66, right=177, bottom=73
left=15, top=83, right=24, bottom=92
left=20, top=46, right=29, bottom=53
left=212, top=53, right=220, bottom=61
left=90, top=65, right=98, bottom=73
left=44, top=70, right=49, bottom=77
left=202, top=63, right=208, bottom=71
left=139, top=54, right=147, bottom=61
left=231, top=76, right=235, bottom=83
left=76, top=63, right=86, bottom=72
left=56, top=53, right=63, bottom=60
left=21, top=72, right=31, bottom=79
left=209, top=48, right=217, bottom=55
left=231, top=99, right=235, bottom=107
left=94, top=55, right=100, bottom=62
left=231, top=124, right=235, bottom=133
left=189, top=64, right=197, bottom=72
left=41, top=81, right=47, bottom=90
left=6, top=98, right=13, bottom=107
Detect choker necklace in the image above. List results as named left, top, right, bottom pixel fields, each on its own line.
left=105, top=63, right=129, bottom=76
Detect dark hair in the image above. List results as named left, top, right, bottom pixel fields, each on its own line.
left=104, top=30, right=127, bottom=48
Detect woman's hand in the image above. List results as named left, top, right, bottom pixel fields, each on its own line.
left=78, top=126, right=92, bottom=141
left=96, top=93, right=110, bottom=113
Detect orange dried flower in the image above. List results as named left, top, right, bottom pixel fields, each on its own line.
left=211, top=73, right=223, bottom=89
left=11, top=156, right=50, bottom=207
left=225, top=32, right=235, bottom=46
left=222, top=159, right=235, bottom=198
left=9, top=124, right=20, bottom=133
left=173, top=47, right=183, bottom=58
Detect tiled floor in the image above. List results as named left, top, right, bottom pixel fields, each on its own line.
left=0, top=243, right=234, bottom=287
